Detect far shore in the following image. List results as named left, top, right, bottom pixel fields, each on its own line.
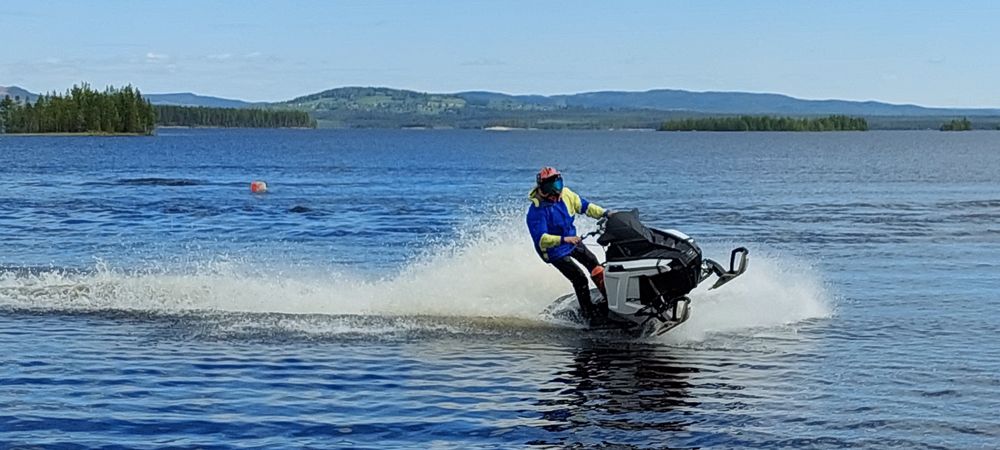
left=0, top=132, right=151, bottom=137
left=3, top=127, right=996, bottom=136
left=155, top=125, right=315, bottom=130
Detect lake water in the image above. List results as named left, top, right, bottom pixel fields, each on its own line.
left=1, top=129, right=998, bottom=448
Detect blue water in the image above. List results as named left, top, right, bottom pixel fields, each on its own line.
left=1, top=129, right=998, bottom=448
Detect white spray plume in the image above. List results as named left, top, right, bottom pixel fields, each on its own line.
left=0, top=213, right=831, bottom=340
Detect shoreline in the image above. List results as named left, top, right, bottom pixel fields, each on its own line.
left=0, top=132, right=152, bottom=137
left=156, top=125, right=315, bottom=130
left=3, top=128, right=993, bottom=136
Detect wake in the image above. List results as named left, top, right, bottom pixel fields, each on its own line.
left=0, top=213, right=832, bottom=341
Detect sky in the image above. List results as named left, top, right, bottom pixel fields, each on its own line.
left=2, top=0, right=999, bottom=107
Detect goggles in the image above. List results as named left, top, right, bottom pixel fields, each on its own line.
left=539, top=176, right=563, bottom=196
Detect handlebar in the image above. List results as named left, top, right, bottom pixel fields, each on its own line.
left=580, top=216, right=608, bottom=241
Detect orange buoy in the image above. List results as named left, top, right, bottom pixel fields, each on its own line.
left=250, top=180, right=268, bottom=193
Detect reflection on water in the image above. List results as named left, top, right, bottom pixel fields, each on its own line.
left=534, top=342, right=710, bottom=447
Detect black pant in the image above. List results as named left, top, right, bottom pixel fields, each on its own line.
left=551, top=244, right=602, bottom=317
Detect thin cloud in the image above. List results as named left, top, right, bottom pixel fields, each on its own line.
left=146, top=52, right=170, bottom=62
left=461, top=58, right=506, bottom=67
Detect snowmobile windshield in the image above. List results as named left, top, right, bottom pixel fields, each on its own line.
left=597, top=209, right=652, bottom=245
left=598, top=209, right=696, bottom=263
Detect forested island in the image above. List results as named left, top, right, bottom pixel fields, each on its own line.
left=0, top=84, right=155, bottom=135
left=155, top=105, right=315, bottom=128
left=0, top=83, right=315, bottom=134
left=658, top=115, right=869, bottom=132
left=940, top=117, right=972, bottom=131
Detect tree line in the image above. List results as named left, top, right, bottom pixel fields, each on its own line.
left=940, top=117, right=972, bottom=131
left=154, top=105, right=315, bottom=128
left=0, top=83, right=155, bottom=134
left=659, top=115, right=869, bottom=132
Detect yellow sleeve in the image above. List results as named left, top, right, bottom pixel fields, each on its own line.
left=539, top=233, right=562, bottom=250
left=585, top=203, right=606, bottom=219
left=563, top=187, right=604, bottom=218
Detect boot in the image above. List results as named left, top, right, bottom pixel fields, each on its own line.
left=590, top=266, right=608, bottom=301
left=577, top=299, right=595, bottom=321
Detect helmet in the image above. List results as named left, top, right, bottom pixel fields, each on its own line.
left=536, top=167, right=563, bottom=197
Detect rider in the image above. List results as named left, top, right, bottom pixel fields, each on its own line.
left=526, top=167, right=609, bottom=319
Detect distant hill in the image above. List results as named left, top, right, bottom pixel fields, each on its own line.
left=447, top=89, right=1000, bottom=117
left=278, top=87, right=625, bottom=129
left=12, top=84, right=1000, bottom=116
left=282, top=86, right=1000, bottom=117
left=144, top=92, right=258, bottom=108
left=544, top=89, right=1000, bottom=117
left=8, top=84, right=1000, bottom=129
left=0, top=86, right=37, bottom=102
left=283, top=87, right=470, bottom=113
left=277, top=86, right=1000, bottom=128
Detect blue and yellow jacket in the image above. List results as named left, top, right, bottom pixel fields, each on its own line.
left=526, top=187, right=606, bottom=262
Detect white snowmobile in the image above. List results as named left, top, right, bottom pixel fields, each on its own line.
left=554, top=209, right=749, bottom=336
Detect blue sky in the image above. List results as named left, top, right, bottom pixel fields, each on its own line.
left=2, top=0, right=998, bottom=107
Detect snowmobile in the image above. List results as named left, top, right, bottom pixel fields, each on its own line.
left=554, top=209, right=749, bottom=336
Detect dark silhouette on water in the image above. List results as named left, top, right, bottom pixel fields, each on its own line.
left=530, top=342, right=711, bottom=447
left=119, top=177, right=202, bottom=186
